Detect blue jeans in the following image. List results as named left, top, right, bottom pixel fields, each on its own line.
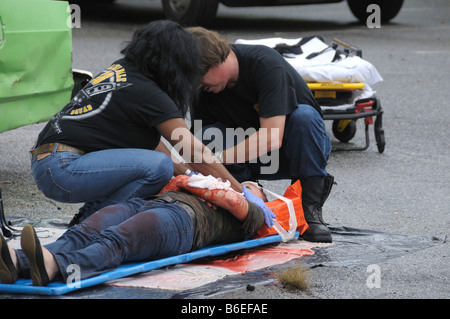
left=30, top=145, right=174, bottom=220
left=15, top=198, right=194, bottom=281
left=196, top=104, right=331, bottom=182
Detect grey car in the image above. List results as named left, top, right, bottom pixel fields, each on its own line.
left=160, top=0, right=404, bottom=26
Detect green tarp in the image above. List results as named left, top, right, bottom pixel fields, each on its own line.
left=0, top=0, right=73, bottom=133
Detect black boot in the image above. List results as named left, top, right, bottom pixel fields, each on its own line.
left=295, top=174, right=334, bottom=243
left=68, top=207, right=86, bottom=228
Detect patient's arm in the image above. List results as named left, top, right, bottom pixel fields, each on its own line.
left=174, top=175, right=249, bottom=221
left=159, top=177, right=181, bottom=193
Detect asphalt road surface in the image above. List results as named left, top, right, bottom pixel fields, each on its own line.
left=0, top=0, right=448, bottom=300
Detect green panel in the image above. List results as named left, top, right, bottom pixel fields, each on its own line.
left=0, top=0, right=74, bottom=133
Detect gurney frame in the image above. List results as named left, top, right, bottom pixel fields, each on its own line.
left=309, top=39, right=385, bottom=153
left=321, top=95, right=385, bottom=153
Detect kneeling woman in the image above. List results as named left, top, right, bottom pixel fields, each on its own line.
left=29, top=20, right=247, bottom=227
left=0, top=177, right=266, bottom=286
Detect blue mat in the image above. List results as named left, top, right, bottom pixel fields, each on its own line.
left=0, top=233, right=294, bottom=296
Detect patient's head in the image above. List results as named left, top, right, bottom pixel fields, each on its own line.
left=242, top=181, right=268, bottom=202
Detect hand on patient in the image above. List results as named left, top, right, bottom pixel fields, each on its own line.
left=242, top=186, right=276, bottom=228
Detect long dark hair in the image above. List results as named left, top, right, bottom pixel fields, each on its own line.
left=121, top=20, right=201, bottom=116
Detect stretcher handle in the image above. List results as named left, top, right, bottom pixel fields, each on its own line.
left=331, top=38, right=362, bottom=57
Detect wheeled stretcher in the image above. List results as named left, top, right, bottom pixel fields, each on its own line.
left=308, top=82, right=385, bottom=153
left=236, top=36, right=386, bottom=153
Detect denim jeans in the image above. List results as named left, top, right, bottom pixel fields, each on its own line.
left=30, top=145, right=174, bottom=220
left=15, top=198, right=194, bottom=281
left=196, top=104, right=331, bottom=182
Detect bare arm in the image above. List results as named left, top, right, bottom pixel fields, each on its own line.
left=154, top=139, right=193, bottom=176
left=174, top=175, right=249, bottom=221
left=222, top=115, right=286, bottom=164
left=155, top=118, right=243, bottom=192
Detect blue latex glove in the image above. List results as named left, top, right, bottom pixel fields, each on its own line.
left=242, top=186, right=276, bottom=228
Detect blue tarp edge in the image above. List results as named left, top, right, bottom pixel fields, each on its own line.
left=0, top=233, right=294, bottom=296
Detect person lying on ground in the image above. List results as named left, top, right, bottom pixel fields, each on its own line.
left=0, top=176, right=268, bottom=286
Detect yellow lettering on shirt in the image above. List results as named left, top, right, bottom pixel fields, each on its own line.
left=91, top=71, right=114, bottom=84
left=70, top=104, right=93, bottom=116
left=115, top=68, right=127, bottom=82
left=91, top=64, right=127, bottom=84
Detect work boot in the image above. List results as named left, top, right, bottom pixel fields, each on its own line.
left=295, top=174, right=334, bottom=243
left=68, top=207, right=86, bottom=228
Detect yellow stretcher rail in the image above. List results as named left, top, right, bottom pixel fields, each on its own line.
left=307, top=82, right=365, bottom=90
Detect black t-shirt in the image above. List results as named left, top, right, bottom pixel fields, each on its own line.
left=35, top=58, right=182, bottom=153
left=191, top=44, right=322, bottom=131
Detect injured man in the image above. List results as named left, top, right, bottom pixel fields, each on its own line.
left=0, top=175, right=282, bottom=287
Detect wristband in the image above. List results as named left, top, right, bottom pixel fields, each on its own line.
left=184, top=168, right=192, bottom=176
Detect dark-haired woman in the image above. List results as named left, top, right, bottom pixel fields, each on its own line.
left=29, top=20, right=263, bottom=227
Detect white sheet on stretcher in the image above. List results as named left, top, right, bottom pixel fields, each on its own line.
left=235, top=37, right=383, bottom=110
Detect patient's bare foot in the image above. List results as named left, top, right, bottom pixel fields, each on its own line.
left=42, top=247, right=59, bottom=282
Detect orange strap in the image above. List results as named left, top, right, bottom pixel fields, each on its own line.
left=253, top=180, right=308, bottom=239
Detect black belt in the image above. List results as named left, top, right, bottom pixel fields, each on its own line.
left=152, top=195, right=197, bottom=223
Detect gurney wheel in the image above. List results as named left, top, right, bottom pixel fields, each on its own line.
left=375, top=131, right=385, bottom=153
left=374, top=116, right=385, bottom=153
left=332, top=120, right=356, bottom=143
